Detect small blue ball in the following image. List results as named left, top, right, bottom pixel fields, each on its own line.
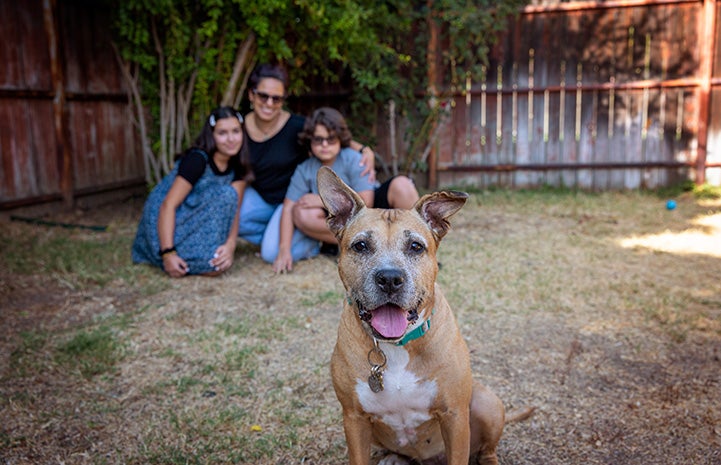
left=666, top=200, right=677, bottom=210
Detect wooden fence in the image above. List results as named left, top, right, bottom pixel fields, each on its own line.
left=2, top=1, right=720, bottom=211
left=424, top=0, right=721, bottom=190
left=0, top=0, right=143, bottom=210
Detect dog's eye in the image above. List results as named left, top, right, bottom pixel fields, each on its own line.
left=409, top=241, right=425, bottom=254
left=352, top=241, right=369, bottom=253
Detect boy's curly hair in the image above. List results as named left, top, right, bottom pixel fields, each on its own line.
left=298, top=107, right=353, bottom=149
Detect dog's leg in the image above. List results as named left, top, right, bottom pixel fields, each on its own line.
left=342, top=411, right=374, bottom=465
left=469, top=383, right=505, bottom=465
left=439, top=407, right=471, bottom=465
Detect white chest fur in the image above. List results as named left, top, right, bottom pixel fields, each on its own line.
left=355, top=344, right=438, bottom=447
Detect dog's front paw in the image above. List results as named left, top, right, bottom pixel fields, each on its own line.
left=378, top=453, right=413, bottom=465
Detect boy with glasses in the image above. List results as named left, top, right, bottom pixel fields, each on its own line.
left=269, top=107, right=419, bottom=273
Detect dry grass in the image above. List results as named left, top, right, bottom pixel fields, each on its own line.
left=1, top=189, right=720, bottom=464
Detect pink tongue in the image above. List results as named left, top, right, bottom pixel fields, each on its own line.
left=370, top=305, right=408, bottom=338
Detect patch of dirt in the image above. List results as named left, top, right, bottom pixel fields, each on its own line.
left=1, top=192, right=720, bottom=464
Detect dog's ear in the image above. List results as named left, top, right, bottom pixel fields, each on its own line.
left=317, top=166, right=366, bottom=237
left=415, top=190, right=468, bottom=240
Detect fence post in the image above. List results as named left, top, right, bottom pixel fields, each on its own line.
left=426, top=0, right=441, bottom=189
left=696, top=0, right=717, bottom=185
left=42, top=0, right=73, bottom=208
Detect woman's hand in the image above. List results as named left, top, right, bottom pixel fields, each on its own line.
left=273, top=249, right=293, bottom=274
left=210, top=243, right=235, bottom=273
left=163, top=253, right=189, bottom=278
left=359, top=146, right=376, bottom=183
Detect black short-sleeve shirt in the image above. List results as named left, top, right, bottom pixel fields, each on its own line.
left=177, top=149, right=245, bottom=185
left=248, top=114, right=307, bottom=205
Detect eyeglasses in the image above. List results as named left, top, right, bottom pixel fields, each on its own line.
left=252, top=89, right=285, bottom=105
left=311, top=135, right=339, bottom=146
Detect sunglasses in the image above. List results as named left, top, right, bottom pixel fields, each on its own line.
left=252, top=89, right=285, bottom=105
left=311, top=135, right=339, bottom=146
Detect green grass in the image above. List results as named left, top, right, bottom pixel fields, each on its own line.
left=224, top=344, right=266, bottom=374
left=7, top=320, right=127, bottom=385
left=8, top=331, right=49, bottom=376
left=652, top=180, right=721, bottom=199
left=54, top=324, right=125, bottom=379
left=0, top=219, right=168, bottom=293
left=301, top=289, right=344, bottom=307
left=134, top=391, right=313, bottom=464
left=693, top=182, right=721, bottom=199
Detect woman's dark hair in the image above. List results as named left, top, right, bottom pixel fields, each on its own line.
left=181, top=106, right=254, bottom=182
left=299, top=107, right=353, bottom=151
left=248, top=63, right=289, bottom=93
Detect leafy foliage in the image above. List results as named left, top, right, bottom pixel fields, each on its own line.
left=433, top=0, right=528, bottom=78
left=111, top=0, right=526, bottom=181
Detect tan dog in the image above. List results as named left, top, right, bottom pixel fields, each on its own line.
left=317, top=166, right=506, bottom=465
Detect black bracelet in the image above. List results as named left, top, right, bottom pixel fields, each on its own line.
left=159, top=246, right=177, bottom=257
left=359, top=145, right=368, bottom=153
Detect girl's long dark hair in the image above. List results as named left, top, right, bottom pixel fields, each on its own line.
left=180, top=106, right=254, bottom=182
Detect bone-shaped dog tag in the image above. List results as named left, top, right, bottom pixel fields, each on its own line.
left=368, top=365, right=384, bottom=393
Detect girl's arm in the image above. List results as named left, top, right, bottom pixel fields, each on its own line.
left=158, top=177, right=193, bottom=277
left=210, top=180, right=246, bottom=272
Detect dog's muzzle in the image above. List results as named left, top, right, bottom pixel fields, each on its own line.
left=351, top=268, right=423, bottom=340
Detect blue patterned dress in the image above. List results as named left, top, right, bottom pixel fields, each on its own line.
left=132, top=150, right=238, bottom=275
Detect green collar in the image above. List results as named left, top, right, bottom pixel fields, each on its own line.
left=396, top=315, right=432, bottom=346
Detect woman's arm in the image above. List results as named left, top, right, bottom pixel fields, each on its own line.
left=227, top=180, right=245, bottom=244
left=158, top=177, right=193, bottom=277
left=349, top=140, right=376, bottom=182
left=273, top=198, right=297, bottom=274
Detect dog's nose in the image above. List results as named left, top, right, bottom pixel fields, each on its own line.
left=375, top=269, right=405, bottom=294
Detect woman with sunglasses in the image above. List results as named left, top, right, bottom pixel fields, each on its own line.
left=239, top=63, right=375, bottom=262
left=132, top=106, right=252, bottom=277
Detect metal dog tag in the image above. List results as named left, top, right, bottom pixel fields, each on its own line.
left=367, top=340, right=387, bottom=393
left=368, top=365, right=384, bottom=393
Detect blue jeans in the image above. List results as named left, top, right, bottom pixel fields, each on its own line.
left=238, top=187, right=320, bottom=263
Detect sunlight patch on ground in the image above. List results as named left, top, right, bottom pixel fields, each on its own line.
left=618, top=212, right=721, bottom=258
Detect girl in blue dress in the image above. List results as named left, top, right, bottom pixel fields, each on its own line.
left=132, top=106, right=253, bottom=277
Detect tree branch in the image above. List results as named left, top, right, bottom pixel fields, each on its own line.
left=222, top=32, right=256, bottom=107
left=151, top=19, right=171, bottom=176
left=111, top=41, right=160, bottom=184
